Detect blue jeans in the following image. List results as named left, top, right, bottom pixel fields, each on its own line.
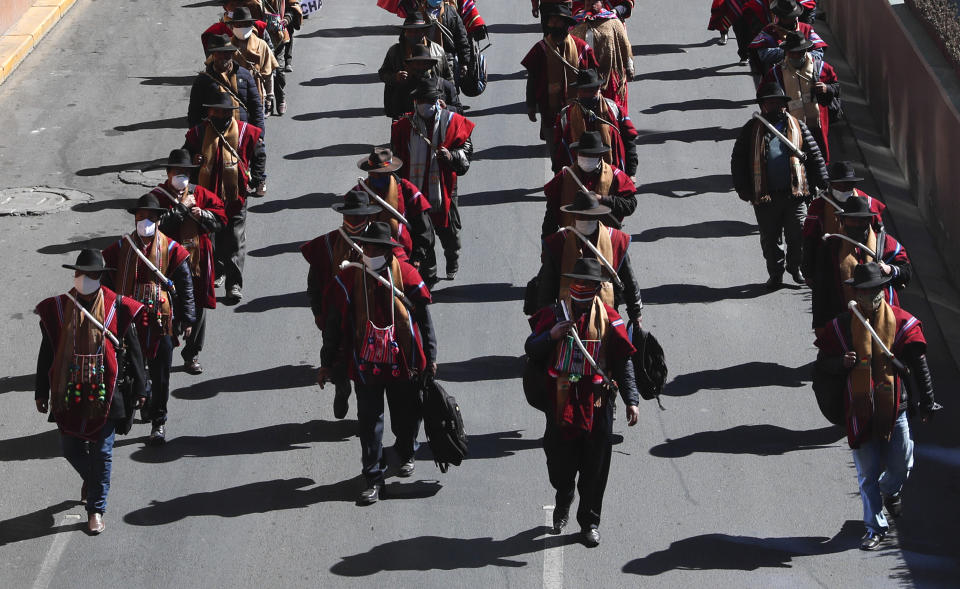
left=851, top=412, right=914, bottom=534
left=355, top=381, right=421, bottom=486
left=60, top=420, right=117, bottom=514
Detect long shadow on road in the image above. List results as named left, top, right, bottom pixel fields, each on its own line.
left=329, top=525, right=575, bottom=575
left=300, top=73, right=380, bottom=87
left=124, top=476, right=440, bottom=525
left=664, top=361, right=813, bottom=397
left=0, top=501, right=86, bottom=546
left=431, top=283, right=524, bottom=304
left=284, top=144, right=372, bottom=160
left=649, top=424, right=843, bottom=458
left=637, top=173, right=732, bottom=198
left=173, top=364, right=316, bottom=400
left=232, top=291, right=309, bottom=313
left=458, top=187, right=542, bottom=206
left=632, top=220, right=757, bottom=242
left=642, top=282, right=775, bottom=305
left=437, top=355, right=522, bottom=381
left=248, top=192, right=338, bottom=213
left=0, top=428, right=61, bottom=462
left=622, top=521, right=861, bottom=575
left=248, top=240, right=305, bottom=258
left=118, top=419, right=357, bottom=463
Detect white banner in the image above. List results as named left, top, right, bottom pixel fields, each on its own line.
left=300, top=0, right=323, bottom=17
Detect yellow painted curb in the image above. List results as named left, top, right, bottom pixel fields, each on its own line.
left=0, top=0, right=79, bottom=86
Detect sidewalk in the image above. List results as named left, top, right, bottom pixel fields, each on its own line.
left=0, top=0, right=77, bottom=86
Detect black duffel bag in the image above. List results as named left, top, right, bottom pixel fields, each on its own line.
left=811, top=361, right=845, bottom=426
left=521, top=354, right=548, bottom=412
left=421, top=378, right=468, bottom=473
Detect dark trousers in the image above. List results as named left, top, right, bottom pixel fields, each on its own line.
left=215, top=203, right=246, bottom=288
left=423, top=196, right=461, bottom=280
left=181, top=305, right=207, bottom=360
left=61, top=420, right=116, bottom=514
left=753, top=192, right=806, bottom=278
left=543, top=415, right=613, bottom=530
left=146, top=335, right=174, bottom=426
left=355, top=380, right=421, bottom=485
left=284, top=34, right=293, bottom=62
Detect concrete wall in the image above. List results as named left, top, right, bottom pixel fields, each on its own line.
left=827, top=0, right=960, bottom=286
left=0, top=0, right=35, bottom=34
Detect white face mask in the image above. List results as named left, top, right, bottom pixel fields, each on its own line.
left=416, top=103, right=437, bottom=119
left=232, top=26, right=253, bottom=40
left=574, top=219, right=599, bottom=234
left=577, top=155, right=602, bottom=172
left=831, top=188, right=854, bottom=202
left=74, top=275, right=100, bottom=296
left=137, top=218, right=157, bottom=238
left=363, top=254, right=387, bottom=272
left=171, top=174, right=190, bottom=191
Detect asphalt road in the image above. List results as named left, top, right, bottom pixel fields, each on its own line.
left=0, top=1, right=957, bottom=588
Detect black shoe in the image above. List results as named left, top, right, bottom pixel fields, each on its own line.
left=214, top=275, right=225, bottom=288
left=357, top=483, right=382, bottom=506
left=551, top=510, right=569, bottom=535
left=283, top=63, right=293, bottom=73
left=581, top=527, right=600, bottom=547
left=446, top=257, right=459, bottom=280
left=149, top=424, right=166, bottom=445
left=80, top=481, right=87, bottom=504
left=333, top=382, right=350, bottom=419
left=859, top=531, right=885, bottom=551
left=184, top=356, right=203, bottom=375
left=225, top=284, right=242, bottom=304
left=883, top=494, right=903, bottom=519
left=789, top=269, right=806, bottom=285
left=765, top=274, right=783, bottom=290
left=424, top=274, right=439, bottom=289
left=398, top=459, right=416, bottom=478
left=139, top=407, right=151, bottom=423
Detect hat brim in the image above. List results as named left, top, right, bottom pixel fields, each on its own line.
left=207, top=45, right=238, bottom=53
left=568, top=143, right=610, bottom=155
left=357, top=159, right=403, bottom=173
left=353, top=235, right=401, bottom=247
left=844, top=275, right=892, bottom=289
left=410, top=88, right=442, bottom=99
left=560, top=272, right=611, bottom=283
left=782, top=41, right=815, bottom=51
left=401, top=22, right=434, bottom=30
left=405, top=55, right=439, bottom=64
left=62, top=264, right=113, bottom=272
left=837, top=211, right=875, bottom=219
left=201, top=102, right=241, bottom=110
left=331, top=203, right=383, bottom=216
left=560, top=203, right=612, bottom=216
left=829, top=176, right=864, bottom=184
left=569, top=80, right=603, bottom=89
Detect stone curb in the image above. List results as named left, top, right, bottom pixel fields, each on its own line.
left=0, top=0, right=77, bottom=87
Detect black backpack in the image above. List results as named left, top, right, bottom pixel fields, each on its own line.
left=460, top=39, right=489, bottom=97
left=628, top=325, right=667, bottom=409
left=421, top=378, right=468, bottom=472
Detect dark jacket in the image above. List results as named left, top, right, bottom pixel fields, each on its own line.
left=379, top=38, right=453, bottom=119
left=188, top=64, right=265, bottom=135
left=430, top=6, right=474, bottom=76
left=731, top=115, right=828, bottom=201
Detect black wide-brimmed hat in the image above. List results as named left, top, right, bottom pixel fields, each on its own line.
left=207, top=34, right=238, bottom=53
left=202, top=92, right=240, bottom=110
left=63, top=248, right=113, bottom=272
left=837, top=195, right=875, bottom=219
left=560, top=189, right=612, bottom=217
left=562, top=258, right=611, bottom=283
left=770, top=0, right=803, bottom=18
left=756, top=82, right=790, bottom=103
left=828, top=161, right=864, bottom=184
left=358, top=147, right=403, bottom=173
left=542, top=3, right=577, bottom=25
left=569, top=131, right=610, bottom=155
left=165, top=149, right=200, bottom=170
left=332, top=189, right=383, bottom=216
left=845, top=262, right=893, bottom=289
left=405, top=44, right=439, bottom=64
left=410, top=75, right=442, bottom=100
left=229, top=6, right=256, bottom=23
left=780, top=31, right=814, bottom=52
left=127, top=193, right=167, bottom=215
left=401, top=12, right=433, bottom=29
left=569, top=68, right=604, bottom=89
left=354, top=221, right=400, bottom=247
